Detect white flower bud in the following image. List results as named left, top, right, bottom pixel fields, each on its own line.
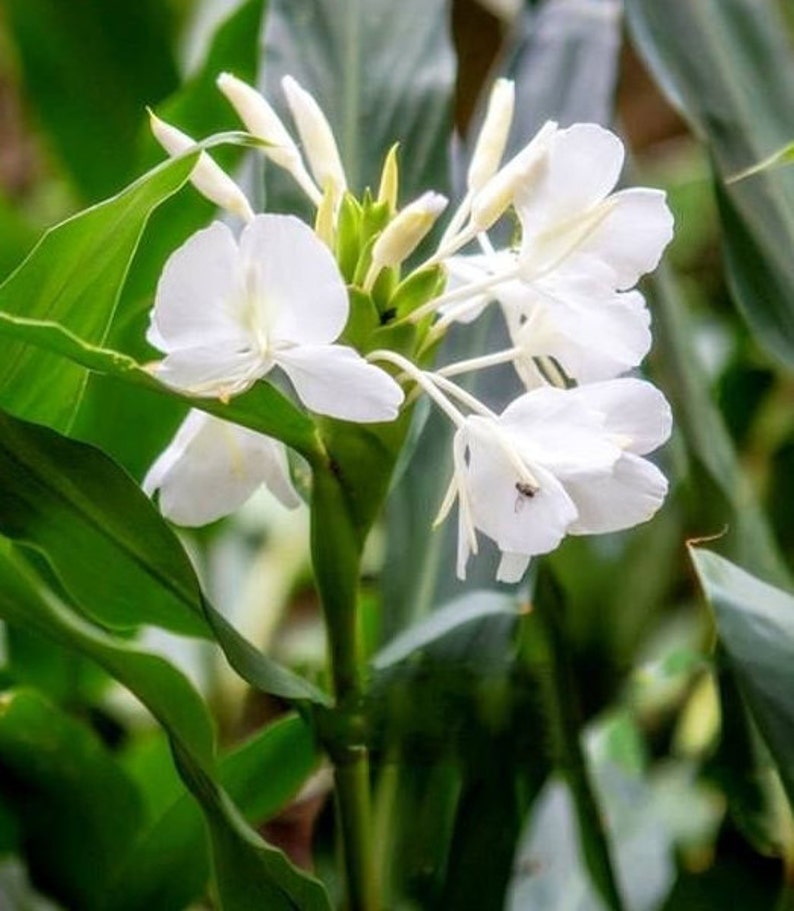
left=371, top=192, right=448, bottom=271
left=281, top=76, right=348, bottom=197
left=217, top=72, right=300, bottom=170
left=470, top=120, right=557, bottom=231
left=467, top=79, right=515, bottom=192
left=148, top=110, right=254, bottom=222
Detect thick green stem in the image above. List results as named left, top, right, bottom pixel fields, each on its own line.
left=311, top=461, right=378, bottom=911
left=530, top=567, right=626, bottom=911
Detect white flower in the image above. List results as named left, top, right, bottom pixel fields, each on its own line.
left=443, top=378, right=672, bottom=582
left=431, top=123, right=672, bottom=385
left=501, top=264, right=652, bottom=386
left=143, top=410, right=300, bottom=526
left=515, top=123, right=673, bottom=287
left=148, top=213, right=404, bottom=422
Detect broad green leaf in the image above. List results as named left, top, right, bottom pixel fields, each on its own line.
left=0, top=153, right=196, bottom=434
left=4, top=0, right=179, bottom=200
left=74, top=0, right=270, bottom=479
left=647, top=267, right=790, bottom=588
left=0, top=690, right=144, bottom=909
left=507, top=720, right=675, bottom=911
left=103, top=715, right=318, bottom=911
left=626, top=0, right=794, bottom=367
left=372, top=590, right=521, bottom=670
left=262, top=0, right=455, bottom=207
left=0, top=541, right=215, bottom=771
left=0, top=545, right=330, bottom=910
left=370, top=589, right=546, bottom=909
left=0, top=408, right=329, bottom=703
left=690, top=547, right=794, bottom=809
left=5, top=623, right=108, bottom=706
left=172, top=741, right=331, bottom=911
left=0, top=408, right=208, bottom=636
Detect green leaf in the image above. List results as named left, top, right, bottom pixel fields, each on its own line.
left=0, top=408, right=329, bottom=703
left=507, top=717, right=675, bottom=911
left=172, top=742, right=331, bottom=911
left=370, top=590, right=546, bottom=909
left=372, top=591, right=521, bottom=670
left=0, top=690, right=144, bottom=909
left=689, top=547, right=794, bottom=809
left=0, top=153, right=196, bottom=434
left=647, top=267, right=790, bottom=588
left=262, top=0, right=455, bottom=206
left=4, top=0, right=179, bottom=200
left=0, top=541, right=216, bottom=771
left=0, top=408, right=208, bottom=637
left=0, top=545, right=330, bottom=910
left=626, top=0, right=794, bottom=367
left=102, top=715, right=318, bottom=911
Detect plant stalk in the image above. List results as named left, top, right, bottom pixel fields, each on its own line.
left=311, top=460, right=378, bottom=911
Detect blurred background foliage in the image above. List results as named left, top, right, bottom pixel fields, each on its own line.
left=0, top=0, right=794, bottom=909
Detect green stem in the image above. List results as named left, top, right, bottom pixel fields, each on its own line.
left=530, top=567, right=626, bottom=911
left=311, top=461, right=378, bottom=911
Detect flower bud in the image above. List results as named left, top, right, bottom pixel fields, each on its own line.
left=281, top=76, right=348, bottom=197
left=377, top=144, right=400, bottom=211
left=217, top=73, right=322, bottom=206
left=467, top=79, right=515, bottom=192
left=217, top=73, right=298, bottom=169
left=148, top=110, right=254, bottom=221
left=470, top=120, right=556, bottom=231
left=371, top=192, right=448, bottom=270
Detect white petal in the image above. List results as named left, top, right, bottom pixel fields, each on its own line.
left=276, top=344, right=404, bottom=422
left=565, top=452, right=668, bottom=535
left=575, top=188, right=674, bottom=289
left=149, top=222, right=249, bottom=353
left=239, top=214, right=349, bottom=346
left=516, top=124, right=624, bottom=240
left=510, top=285, right=652, bottom=384
left=498, top=388, right=621, bottom=478
left=144, top=411, right=299, bottom=526
left=496, top=551, right=531, bottom=584
left=568, top=379, right=673, bottom=455
left=154, top=346, right=264, bottom=398
left=464, top=420, right=578, bottom=555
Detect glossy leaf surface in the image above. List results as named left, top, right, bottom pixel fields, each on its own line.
left=627, top=0, right=794, bottom=366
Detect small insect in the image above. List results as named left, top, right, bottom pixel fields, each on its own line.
left=514, top=481, right=537, bottom=513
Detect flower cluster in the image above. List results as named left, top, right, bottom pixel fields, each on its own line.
left=144, top=73, right=673, bottom=581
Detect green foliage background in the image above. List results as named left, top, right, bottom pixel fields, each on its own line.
left=0, top=0, right=793, bottom=909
